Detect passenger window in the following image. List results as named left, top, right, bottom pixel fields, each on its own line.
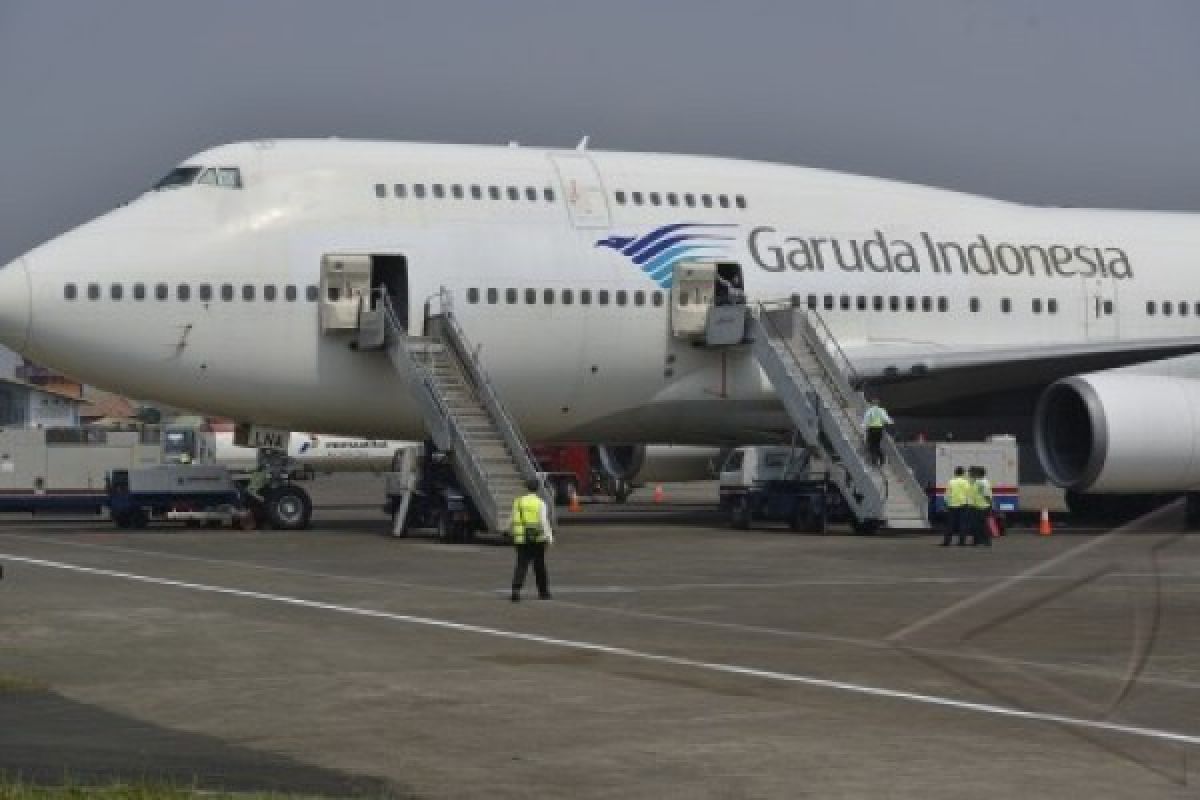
left=487, top=288, right=498, bottom=304
left=414, top=184, right=427, bottom=199
left=581, top=289, right=592, bottom=305
left=562, top=289, right=573, bottom=305
left=467, top=288, right=480, bottom=304
left=156, top=283, right=168, bottom=300
left=1179, top=302, right=1188, bottom=317
left=616, top=290, right=628, bottom=306
left=632, top=191, right=644, bottom=206
left=394, top=184, right=406, bottom=198
left=938, top=296, right=949, bottom=312
left=634, top=290, right=645, bottom=306
left=1032, top=298, right=1043, bottom=313
left=807, top=294, right=817, bottom=309
left=525, top=289, right=537, bottom=304
left=506, top=289, right=517, bottom=304
left=543, top=188, right=555, bottom=202
left=840, top=294, right=851, bottom=311
left=64, top=284, right=76, bottom=301
left=667, top=193, right=678, bottom=206
left=702, top=194, right=713, bottom=208
left=969, top=297, right=980, bottom=313
left=1001, top=298, right=1012, bottom=313
left=452, top=184, right=464, bottom=199
left=735, top=195, right=747, bottom=209
left=684, top=193, right=696, bottom=207
left=823, top=294, right=834, bottom=311
left=615, top=191, right=626, bottom=205
left=652, top=291, right=664, bottom=307
left=1164, top=301, right=1174, bottom=316
left=856, top=295, right=867, bottom=311
left=922, top=296, right=932, bottom=312
left=199, top=284, right=213, bottom=302
left=649, top=192, right=661, bottom=206
left=264, top=285, right=276, bottom=302
left=1048, top=298, right=1058, bottom=314
left=433, top=184, right=445, bottom=199
left=306, top=285, right=318, bottom=302
left=526, top=187, right=538, bottom=202
left=718, top=195, right=730, bottom=208
left=543, top=289, right=554, bottom=304
left=1146, top=301, right=1156, bottom=315
left=242, top=284, right=255, bottom=301
left=888, top=296, right=899, bottom=312
left=508, top=187, right=520, bottom=201
left=471, top=185, right=483, bottom=200
left=905, top=296, right=915, bottom=312
left=87, top=283, right=100, bottom=300
left=110, top=284, right=122, bottom=301
left=222, top=284, right=234, bottom=302
left=872, top=296, right=883, bottom=311
left=489, top=186, right=501, bottom=200
left=285, top=285, right=297, bottom=302
left=599, top=289, right=610, bottom=305
left=374, top=184, right=386, bottom=198
left=177, top=284, right=190, bottom=302
left=133, top=283, right=145, bottom=301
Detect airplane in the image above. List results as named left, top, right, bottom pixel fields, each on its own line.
left=2, top=138, right=1200, bottom=528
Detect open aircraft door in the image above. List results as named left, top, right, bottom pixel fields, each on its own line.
left=549, top=153, right=610, bottom=228
left=670, top=262, right=717, bottom=338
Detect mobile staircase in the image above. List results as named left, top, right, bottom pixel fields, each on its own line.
left=356, top=289, right=542, bottom=536
left=747, top=301, right=929, bottom=532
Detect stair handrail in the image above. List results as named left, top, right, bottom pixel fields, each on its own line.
left=376, top=291, right=499, bottom=526
left=432, top=308, right=541, bottom=485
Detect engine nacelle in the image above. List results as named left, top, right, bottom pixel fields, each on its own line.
left=595, top=445, right=724, bottom=485
left=1035, top=372, right=1200, bottom=492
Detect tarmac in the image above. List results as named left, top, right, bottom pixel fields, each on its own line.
left=1, top=476, right=1198, bottom=798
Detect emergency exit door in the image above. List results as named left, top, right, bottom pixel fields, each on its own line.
left=549, top=153, right=610, bottom=228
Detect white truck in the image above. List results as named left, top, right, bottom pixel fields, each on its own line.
left=898, top=436, right=1020, bottom=516
left=718, top=446, right=847, bottom=532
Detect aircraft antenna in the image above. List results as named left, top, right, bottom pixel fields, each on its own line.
left=576, top=135, right=590, bottom=151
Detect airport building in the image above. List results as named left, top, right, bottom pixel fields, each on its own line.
left=0, top=375, right=85, bottom=429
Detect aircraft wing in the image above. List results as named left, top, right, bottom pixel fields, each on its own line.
left=844, top=337, right=1200, bottom=413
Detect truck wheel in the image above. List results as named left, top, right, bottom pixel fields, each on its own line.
left=130, top=509, right=149, bottom=529
left=113, top=511, right=132, bottom=529
left=437, top=513, right=466, bottom=543
left=731, top=497, right=751, bottom=530
left=266, top=486, right=312, bottom=530
left=852, top=518, right=880, bottom=536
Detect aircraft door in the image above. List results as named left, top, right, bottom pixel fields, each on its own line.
left=319, top=255, right=373, bottom=333
left=370, top=255, right=409, bottom=330
left=549, top=153, right=610, bottom=228
left=1084, top=276, right=1118, bottom=340
left=670, top=262, right=716, bottom=338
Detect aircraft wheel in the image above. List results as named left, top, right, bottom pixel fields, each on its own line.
left=266, top=485, right=312, bottom=530
left=731, top=497, right=752, bottom=530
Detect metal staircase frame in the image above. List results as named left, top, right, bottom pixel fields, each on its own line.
left=749, top=300, right=928, bottom=528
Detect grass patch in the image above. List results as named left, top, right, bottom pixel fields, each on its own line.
left=0, top=675, right=48, bottom=693
left=0, top=778, right=310, bottom=799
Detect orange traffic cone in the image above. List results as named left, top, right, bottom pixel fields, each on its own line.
left=1038, top=508, right=1052, bottom=536
left=568, top=486, right=582, bottom=513
left=653, top=484, right=665, bottom=504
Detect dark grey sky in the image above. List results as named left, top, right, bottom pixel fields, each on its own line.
left=2, top=0, right=1199, bottom=264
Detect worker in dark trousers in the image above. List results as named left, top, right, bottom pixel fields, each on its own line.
left=971, top=466, right=994, bottom=547
left=510, top=479, right=554, bottom=602
left=862, top=396, right=894, bottom=467
left=942, top=466, right=970, bottom=546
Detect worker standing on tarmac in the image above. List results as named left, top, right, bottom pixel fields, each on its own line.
left=861, top=396, right=893, bottom=467
left=969, top=466, right=994, bottom=547
left=942, top=466, right=971, bottom=547
left=510, top=479, right=554, bottom=602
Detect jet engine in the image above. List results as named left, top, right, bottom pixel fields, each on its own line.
left=595, top=445, right=725, bottom=485
left=1035, top=372, right=1200, bottom=493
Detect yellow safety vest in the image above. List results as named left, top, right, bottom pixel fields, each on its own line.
left=945, top=476, right=970, bottom=509
left=972, top=478, right=993, bottom=510
left=511, top=492, right=546, bottom=543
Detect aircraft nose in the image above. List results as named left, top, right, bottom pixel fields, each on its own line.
left=0, top=257, right=32, bottom=352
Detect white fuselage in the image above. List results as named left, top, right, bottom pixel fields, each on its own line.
left=3, top=139, right=1198, bottom=447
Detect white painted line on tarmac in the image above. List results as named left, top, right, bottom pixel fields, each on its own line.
left=5, top=552, right=1200, bottom=747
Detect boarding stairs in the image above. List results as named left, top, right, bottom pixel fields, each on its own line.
left=747, top=302, right=929, bottom=530
left=357, top=289, right=541, bottom=534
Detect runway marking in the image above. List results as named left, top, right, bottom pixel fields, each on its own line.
left=4, top=552, right=1200, bottom=747
left=8, top=533, right=1200, bottom=691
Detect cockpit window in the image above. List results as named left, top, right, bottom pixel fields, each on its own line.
left=153, top=166, right=202, bottom=190
left=153, top=165, right=242, bottom=191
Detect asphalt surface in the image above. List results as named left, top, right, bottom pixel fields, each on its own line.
left=1, top=478, right=1198, bottom=798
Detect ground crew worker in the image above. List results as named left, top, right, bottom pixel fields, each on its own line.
left=510, top=479, right=554, bottom=602
left=941, top=466, right=970, bottom=546
left=969, top=466, right=994, bottom=547
left=862, top=397, right=893, bottom=467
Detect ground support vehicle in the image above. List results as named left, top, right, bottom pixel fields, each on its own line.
left=107, top=465, right=247, bottom=529
left=719, top=446, right=851, bottom=532
left=899, top=437, right=1019, bottom=526
left=384, top=443, right=487, bottom=543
